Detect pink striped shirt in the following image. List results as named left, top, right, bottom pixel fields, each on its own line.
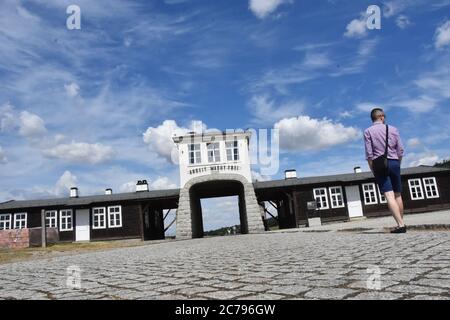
left=364, top=121, right=405, bottom=161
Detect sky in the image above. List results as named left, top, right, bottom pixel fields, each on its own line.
left=1, top=0, right=450, bottom=230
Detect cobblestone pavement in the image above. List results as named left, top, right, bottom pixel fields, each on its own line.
left=1, top=230, right=450, bottom=300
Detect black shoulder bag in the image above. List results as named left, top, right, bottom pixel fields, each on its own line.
left=372, top=124, right=389, bottom=175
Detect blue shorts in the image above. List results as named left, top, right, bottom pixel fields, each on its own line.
left=374, top=159, right=402, bottom=194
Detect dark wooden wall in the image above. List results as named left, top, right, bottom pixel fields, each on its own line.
left=271, top=171, right=450, bottom=228
left=90, top=203, right=142, bottom=241
left=293, top=183, right=349, bottom=225
left=0, top=200, right=173, bottom=243
left=360, top=172, right=450, bottom=217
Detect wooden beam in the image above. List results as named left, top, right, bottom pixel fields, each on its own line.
left=41, top=209, right=46, bottom=248
left=164, top=216, right=176, bottom=233
left=268, top=200, right=278, bottom=211
left=264, top=208, right=278, bottom=221
left=138, top=204, right=145, bottom=241
left=163, top=208, right=171, bottom=221
left=292, top=190, right=300, bottom=228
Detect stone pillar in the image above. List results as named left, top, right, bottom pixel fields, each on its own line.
left=176, top=187, right=192, bottom=240
left=243, top=182, right=265, bottom=234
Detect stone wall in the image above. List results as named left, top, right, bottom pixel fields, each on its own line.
left=0, top=229, right=30, bottom=249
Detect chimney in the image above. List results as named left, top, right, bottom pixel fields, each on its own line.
left=354, top=166, right=362, bottom=173
left=136, top=180, right=149, bottom=192
left=70, top=187, right=78, bottom=198
left=285, top=169, right=297, bottom=179
left=105, top=188, right=112, bottom=195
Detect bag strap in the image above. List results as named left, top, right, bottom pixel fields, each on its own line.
left=384, top=124, right=389, bottom=157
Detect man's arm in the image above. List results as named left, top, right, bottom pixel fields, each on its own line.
left=367, top=159, right=373, bottom=173
left=364, top=130, right=373, bottom=172
left=395, top=128, right=405, bottom=163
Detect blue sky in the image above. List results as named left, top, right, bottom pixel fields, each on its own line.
left=1, top=0, right=450, bottom=229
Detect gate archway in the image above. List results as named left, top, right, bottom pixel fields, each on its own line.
left=176, top=173, right=265, bottom=239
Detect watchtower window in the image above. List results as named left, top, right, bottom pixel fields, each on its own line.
left=207, top=142, right=221, bottom=163
left=189, top=144, right=202, bottom=164
left=226, top=141, right=239, bottom=161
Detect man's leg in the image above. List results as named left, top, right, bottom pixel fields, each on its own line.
left=385, top=191, right=405, bottom=227
left=395, top=193, right=404, bottom=219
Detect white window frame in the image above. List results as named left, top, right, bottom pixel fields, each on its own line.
left=14, top=213, right=27, bottom=229
left=188, top=143, right=201, bottom=165
left=0, top=214, right=12, bottom=230
left=329, top=186, right=345, bottom=208
left=377, top=186, right=387, bottom=204
left=362, top=183, right=378, bottom=205
left=108, top=206, right=122, bottom=228
left=92, top=207, right=106, bottom=229
left=45, top=210, right=58, bottom=228
left=422, top=177, right=439, bottom=199
left=60, top=209, right=73, bottom=231
left=408, top=179, right=424, bottom=200
left=313, top=188, right=329, bottom=210
left=226, top=141, right=239, bottom=161
left=207, top=142, right=221, bottom=163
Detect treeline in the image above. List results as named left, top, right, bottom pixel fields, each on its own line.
left=434, top=159, right=450, bottom=168
left=204, top=217, right=279, bottom=236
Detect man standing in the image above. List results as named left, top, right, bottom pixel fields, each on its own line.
left=364, top=108, right=406, bottom=233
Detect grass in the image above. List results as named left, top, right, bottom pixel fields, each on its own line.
left=0, top=239, right=150, bottom=265
left=0, top=249, right=34, bottom=264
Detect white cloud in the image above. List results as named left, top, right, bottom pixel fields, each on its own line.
left=19, top=111, right=47, bottom=138
left=248, top=95, right=304, bottom=125
left=303, top=52, right=332, bottom=68
left=338, top=111, right=354, bottom=119
left=407, top=138, right=422, bottom=148
left=54, top=134, right=66, bottom=144
left=42, top=142, right=114, bottom=164
left=54, top=171, right=78, bottom=196
left=0, top=103, right=17, bottom=132
left=253, top=39, right=378, bottom=92
left=119, top=181, right=136, bottom=193
left=396, top=15, right=411, bottom=29
left=164, top=0, right=190, bottom=4
left=64, top=82, right=80, bottom=97
left=415, top=74, right=450, bottom=99
left=405, top=151, right=441, bottom=167
left=251, top=170, right=271, bottom=182
left=249, top=0, right=287, bottom=19
left=434, top=20, right=450, bottom=49
left=274, top=116, right=361, bottom=151
left=151, top=177, right=177, bottom=190
left=119, top=176, right=177, bottom=192
left=356, top=96, right=436, bottom=114
left=383, top=1, right=403, bottom=18
left=344, top=15, right=367, bottom=39
left=356, top=102, right=383, bottom=113
left=142, top=120, right=207, bottom=163
left=330, top=39, right=379, bottom=76
left=0, top=146, right=6, bottom=163
left=293, top=42, right=336, bottom=52
left=391, top=95, right=437, bottom=113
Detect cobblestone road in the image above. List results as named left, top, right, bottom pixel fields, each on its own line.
left=1, top=230, right=450, bottom=300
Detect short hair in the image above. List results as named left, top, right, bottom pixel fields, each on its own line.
left=370, top=108, right=384, bottom=121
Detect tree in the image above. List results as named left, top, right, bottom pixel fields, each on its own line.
left=434, top=159, right=450, bottom=168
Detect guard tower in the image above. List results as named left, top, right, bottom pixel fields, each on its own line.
left=173, top=130, right=265, bottom=239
